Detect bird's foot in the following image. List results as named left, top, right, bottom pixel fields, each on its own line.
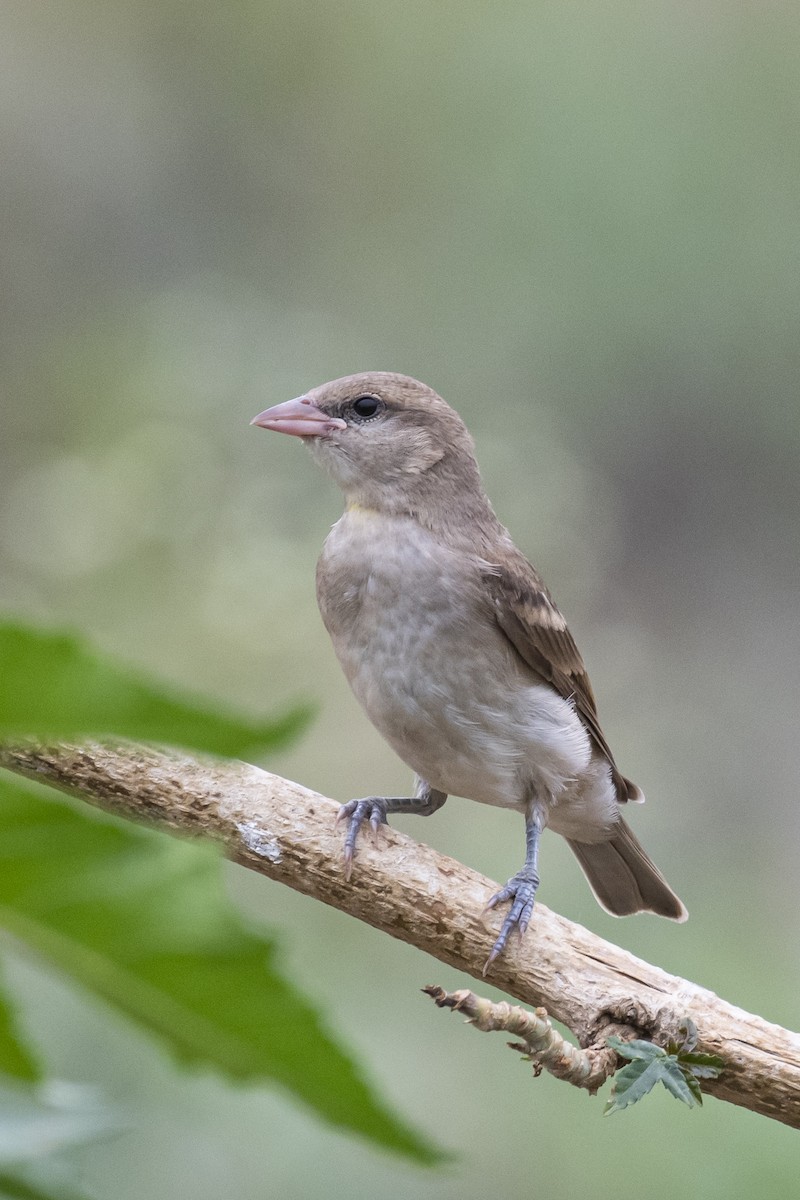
left=336, top=797, right=389, bottom=880
left=482, top=866, right=540, bottom=974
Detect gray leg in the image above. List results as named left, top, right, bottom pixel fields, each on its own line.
left=338, top=777, right=447, bottom=878
left=483, top=804, right=545, bottom=972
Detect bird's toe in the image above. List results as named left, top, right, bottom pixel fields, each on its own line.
left=339, top=797, right=390, bottom=877
left=483, top=868, right=540, bottom=973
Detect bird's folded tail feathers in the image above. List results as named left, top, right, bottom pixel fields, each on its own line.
left=567, top=818, right=687, bottom=922
left=619, top=773, right=645, bottom=803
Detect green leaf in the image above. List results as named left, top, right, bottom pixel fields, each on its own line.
left=678, top=1051, right=725, bottom=1078
left=0, top=1172, right=95, bottom=1200
left=606, top=1036, right=665, bottom=1062
left=659, top=1059, right=701, bottom=1108
left=605, top=1028, right=724, bottom=1114
left=683, top=1071, right=704, bottom=1106
left=0, top=1080, right=119, bottom=1200
left=0, top=1081, right=120, bottom=1165
left=603, top=1057, right=665, bottom=1114
left=0, top=1079, right=119, bottom=1199
left=0, top=774, right=443, bottom=1165
left=0, top=984, right=40, bottom=1084
left=0, top=624, right=310, bottom=758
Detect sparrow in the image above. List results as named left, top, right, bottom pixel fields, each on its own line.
left=252, top=372, right=686, bottom=968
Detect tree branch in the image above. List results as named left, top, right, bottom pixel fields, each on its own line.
left=1, top=740, right=797, bottom=1128
left=422, top=986, right=624, bottom=1093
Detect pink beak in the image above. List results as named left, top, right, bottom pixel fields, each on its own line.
left=251, top=396, right=346, bottom=439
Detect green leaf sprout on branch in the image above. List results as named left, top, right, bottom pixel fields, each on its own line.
left=604, top=1019, right=724, bottom=1115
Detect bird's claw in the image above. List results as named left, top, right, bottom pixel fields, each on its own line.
left=482, top=868, right=540, bottom=974
left=337, top=797, right=389, bottom=878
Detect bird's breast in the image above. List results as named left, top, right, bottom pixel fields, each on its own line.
left=317, top=512, right=483, bottom=714
left=316, top=511, right=593, bottom=810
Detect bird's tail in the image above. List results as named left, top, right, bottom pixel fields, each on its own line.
left=567, top=818, right=687, bottom=921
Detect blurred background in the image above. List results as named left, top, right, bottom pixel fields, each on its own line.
left=2, top=0, right=799, bottom=1195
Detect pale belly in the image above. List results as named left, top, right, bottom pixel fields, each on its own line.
left=318, top=511, right=594, bottom=811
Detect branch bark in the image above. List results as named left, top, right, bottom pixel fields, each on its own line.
left=422, top=986, right=625, bottom=1093
left=1, top=740, right=797, bottom=1128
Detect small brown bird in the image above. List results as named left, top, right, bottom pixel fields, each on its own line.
left=252, top=372, right=686, bottom=967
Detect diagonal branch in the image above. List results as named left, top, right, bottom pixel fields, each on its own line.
left=0, top=739, right=798, bottom=1128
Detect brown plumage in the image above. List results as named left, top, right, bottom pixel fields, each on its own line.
left=483, top=557, right=643, bottom=804
left=252, top=372, right=686, bottom=968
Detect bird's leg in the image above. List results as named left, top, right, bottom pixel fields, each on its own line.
left=483, top=803, right=546, bottom=972
left=337, top=777, right=447, bottom=879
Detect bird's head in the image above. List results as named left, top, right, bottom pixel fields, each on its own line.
left=252, top=372, right=486, bottom=519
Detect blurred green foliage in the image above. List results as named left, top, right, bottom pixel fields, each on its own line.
left=2, top=0, right=800, bottom=1197
left=0, top=771, right=438, bottom=1163
left=0, top=625, right=310, bottom=756
left=0, top=988, right=39, bottom=1086
left=0, top=1171, right=96, bottom=1200
left=0, top=626, right=440, bottom=1193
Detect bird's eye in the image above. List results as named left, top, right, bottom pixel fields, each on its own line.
left=350, top=395, right=383, bottom=420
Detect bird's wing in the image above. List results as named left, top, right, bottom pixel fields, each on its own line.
left=481, top=557, right=639, bottom=803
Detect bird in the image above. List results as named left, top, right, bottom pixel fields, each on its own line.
left=251, top=372, right=687, bottom=968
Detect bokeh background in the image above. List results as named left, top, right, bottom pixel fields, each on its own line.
left=3, top=1, right=799, bottom=1196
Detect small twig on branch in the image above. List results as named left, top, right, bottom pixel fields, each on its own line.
left=423, top=986, right=622, bottom=1093
left=0, top=739, right=798, bottom=1128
